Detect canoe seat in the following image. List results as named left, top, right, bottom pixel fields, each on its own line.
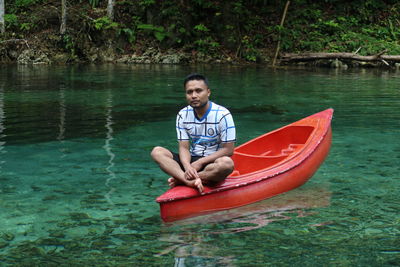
left=280, top=144, right=303, bottom=156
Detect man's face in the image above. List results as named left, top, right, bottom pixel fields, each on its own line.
left=185, top=80, right=210, bottom=109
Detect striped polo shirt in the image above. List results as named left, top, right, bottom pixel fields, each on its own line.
left=176, top=101, right=236, bottom=157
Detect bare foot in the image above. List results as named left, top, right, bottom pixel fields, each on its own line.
left=185, top=178, right=204, bottom=193
left=168, top=177, right=204, bottom=193
left=168, top=177, right=177, bottom=188
left=194, top=178, right=204, bottom=193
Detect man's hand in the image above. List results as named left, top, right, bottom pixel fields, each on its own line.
left=184, top=165, right=200, bottom=181
left=183, top=164, right=204, bottom=193
left=190, top=160, right=204, bottom=172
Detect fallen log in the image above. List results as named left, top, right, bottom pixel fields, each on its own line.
left=281, top=52, right=400, bottom=63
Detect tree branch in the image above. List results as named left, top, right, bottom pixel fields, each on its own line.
left=0, top=39, right=30, bottom=48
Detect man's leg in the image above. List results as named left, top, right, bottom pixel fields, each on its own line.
left=198, top=156, right=234, bottom=183
left=151, top=146, right=186, bottom=186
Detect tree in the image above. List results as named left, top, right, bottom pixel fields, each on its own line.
left=60, top=0, right=67, bottom=34
left=0, top=0, right=5, bottom=34
left=107, top=0, right=113, bottom=21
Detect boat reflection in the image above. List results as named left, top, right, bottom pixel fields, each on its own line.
left=168, top=184, right=331, bottom=231
left=156, top=184, right=331, bottom=264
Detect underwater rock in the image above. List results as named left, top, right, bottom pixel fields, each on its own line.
left=2, top=185, right=17, bottom=193
left=112, top=245, right=136, bottom=257
left=0, top=241, right=9, bottom=249
left=49, top=231, right=66, bottom=238
left=1, top=232, right=15, bottom=241
left=90, top=239, right=115, bottom=249
left=30, top=185, right=42, bottom=191
left=37, top=238, right=64, bottom=246
left=43, top=195, right=59, bottom=201
left=69, top=212, right=91, bottom=220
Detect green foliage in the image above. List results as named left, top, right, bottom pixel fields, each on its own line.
left=241, top=35, right=258, bottom=62
left=14, top=0, right=40, bottom=9
left=192, top=23, right=221, bottom=54
left=194, top=24, right=209, bottom=33
left=279, top=0, right=400, bottom=55
left=7, top=0, right=42, bottom=13
left=137, top=24, right=168, bottom=42
left=89, top=0, right=101, bottom=8
left=4, top=14, right=18, bottom=29
left=93, top=16, right=119, bottom=30
left=62, top=34, right=76, bottom=57
left=120, top=28, right=136, bottom=44
left=3, top=0, right=400, bottom=62
left=20, top=22, right=33, bottom=31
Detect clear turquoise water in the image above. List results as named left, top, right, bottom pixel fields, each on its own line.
left=0, top=64, right=399, bottom=266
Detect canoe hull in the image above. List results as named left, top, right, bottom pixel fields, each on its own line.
left=158, top=109, right=333, bottom=222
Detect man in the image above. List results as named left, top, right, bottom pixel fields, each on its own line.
left=151, top=73, right=236, bottom=193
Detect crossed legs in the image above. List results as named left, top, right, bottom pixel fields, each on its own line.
left=151, top=146, right=234, bottom=191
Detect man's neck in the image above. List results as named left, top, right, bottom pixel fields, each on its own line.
left=194, top=101, right=210, bottom=119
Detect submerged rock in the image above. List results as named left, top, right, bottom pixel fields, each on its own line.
left=69, top=212, right=91, bottom=220
left=0, top=241, right=9, bottom=249
left=1, top=232, right=15, bottom=241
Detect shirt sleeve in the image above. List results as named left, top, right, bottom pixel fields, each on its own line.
left=219, top=112, right=236, bottom=143
left=176, top=112, right=189, bottom=140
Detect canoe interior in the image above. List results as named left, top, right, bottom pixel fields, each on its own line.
left=230, top=125, right=315, bottom=176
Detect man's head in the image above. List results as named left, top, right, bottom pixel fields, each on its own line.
left=183, top=73, right=210, bottom=109
left=183, top=73, right=209, bottom=88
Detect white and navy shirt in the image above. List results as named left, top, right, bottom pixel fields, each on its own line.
left=176, top=101, right=236, bottom=157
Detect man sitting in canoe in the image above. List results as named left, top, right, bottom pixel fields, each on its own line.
left=151, top=73, right=236, bottom=193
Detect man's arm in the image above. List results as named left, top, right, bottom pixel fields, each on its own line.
left=178, top=140, right=201, bottom=181
left=191, top=142, right=234, bottom=171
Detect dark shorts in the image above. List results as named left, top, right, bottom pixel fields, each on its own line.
left=171, top=151, right=204, bottom=171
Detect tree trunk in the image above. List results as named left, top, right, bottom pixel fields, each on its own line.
left=0, top=0, right=5, bottom=34
left=281, top=52, right=400, bottom=63
left=60, top=0, right=67, bottom=34
left=107, top=0, right=114, bottom=21
left=272, top=1, right=290, bottom=67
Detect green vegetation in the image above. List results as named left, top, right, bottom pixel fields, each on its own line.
left=1, top=0, right=400, bottom=62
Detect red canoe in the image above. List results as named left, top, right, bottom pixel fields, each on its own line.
left=156, top=109, right=333, bottom=222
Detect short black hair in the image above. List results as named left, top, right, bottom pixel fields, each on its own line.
left=183, top=73, right=209, bottom=88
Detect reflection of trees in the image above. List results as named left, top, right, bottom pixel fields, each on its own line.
left=58, top=83, right=66, bottom=141
left=0, top=81, right=6, bottom=168
left=103, top=74, right=116, bottom=204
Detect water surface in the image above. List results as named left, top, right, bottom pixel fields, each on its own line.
left=0, top=64, right=399, bottom=266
